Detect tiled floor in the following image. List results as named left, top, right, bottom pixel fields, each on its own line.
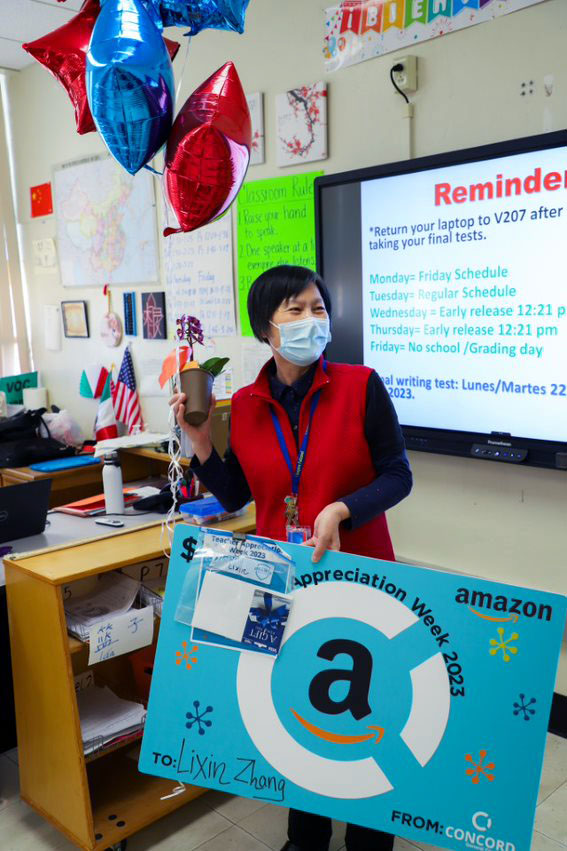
left=0, top=735, right=565, bottom=851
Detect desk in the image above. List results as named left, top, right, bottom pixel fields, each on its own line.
left=0, top=452, right=152, bottom=508
left=0, top=397, right=231, bottom=508
left=0, top=506, right=171, bottom=584
left=3, top=505, right=256, bottom=850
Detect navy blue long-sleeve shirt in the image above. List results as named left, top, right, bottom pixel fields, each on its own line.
left=190, top=362, right=412, bottom=529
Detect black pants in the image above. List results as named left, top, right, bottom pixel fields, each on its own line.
left=288, top=809, right=395, bottom=851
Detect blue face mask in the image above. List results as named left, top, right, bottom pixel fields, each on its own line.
left=270, top=317, right=332, bottom=366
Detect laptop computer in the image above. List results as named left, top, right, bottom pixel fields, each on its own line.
left=0, top=479, right=52, bottom=544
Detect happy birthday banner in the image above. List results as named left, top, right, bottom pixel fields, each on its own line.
left=324, top=0, right=548, bottom=71
left=140, top=525, right=566, bottom=851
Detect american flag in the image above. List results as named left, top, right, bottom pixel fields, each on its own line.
left=112, top=347, right=144, bottom=433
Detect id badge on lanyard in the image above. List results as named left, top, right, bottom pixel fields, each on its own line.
left=270, top=389, right=322, bottom=534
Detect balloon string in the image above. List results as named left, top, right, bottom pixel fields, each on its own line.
left=175, top=35, right=192, bottom=103
left=159, top=168, right=184, bottom=559
left=156, top=21, right=190, bottom=555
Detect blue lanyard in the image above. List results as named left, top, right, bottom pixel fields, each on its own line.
left=270, top=390, right=322, bottom=497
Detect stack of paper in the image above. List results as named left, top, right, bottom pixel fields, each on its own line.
left=65, top=573, right=140, bottom=640
left=77, top=686, right=146, bottom=755
left=94, top=432, right=169, bottom=456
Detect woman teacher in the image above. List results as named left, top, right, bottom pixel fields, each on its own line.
left=170, top=265, right=412, bottom=851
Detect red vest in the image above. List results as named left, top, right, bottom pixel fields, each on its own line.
left=230, top=357, right=395, bottom=561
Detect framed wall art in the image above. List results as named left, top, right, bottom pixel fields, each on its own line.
left=61, top=300, right=89, bottom=338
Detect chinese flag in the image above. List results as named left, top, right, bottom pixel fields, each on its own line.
left=30, top=182, right=53, bottom=218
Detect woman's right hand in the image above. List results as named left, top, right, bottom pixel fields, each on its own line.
left=169, top=391, right=216, bottom=464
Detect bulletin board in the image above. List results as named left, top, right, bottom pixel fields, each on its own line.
left=237, top=172, right=323, bottom=337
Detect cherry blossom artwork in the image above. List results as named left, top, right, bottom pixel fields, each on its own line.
left=246, top=92, right=265, bottom=166
left=276, top=81, right=328, bottom=167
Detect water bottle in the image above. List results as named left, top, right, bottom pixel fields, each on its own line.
left=102, top=452, right=124, bottom=515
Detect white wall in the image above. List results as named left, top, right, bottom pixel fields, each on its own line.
left=4, top=0, right=567, bottom=689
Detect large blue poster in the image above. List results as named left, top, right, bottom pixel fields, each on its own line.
left=140, top=525, right=566, bottom=851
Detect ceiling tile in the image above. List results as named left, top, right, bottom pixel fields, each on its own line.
left=0, top=36, right=34, bottom=71
left=48, top=0, right=84, bottom=9
left=0, top=0, right=75, bottom=44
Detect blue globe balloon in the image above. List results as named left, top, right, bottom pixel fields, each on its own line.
left=86, top=0, right=175, bottom=175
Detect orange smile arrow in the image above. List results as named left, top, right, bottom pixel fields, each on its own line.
left=291, top=708, right=385, bottom=744
left=469, top=606, right=519, bottom=623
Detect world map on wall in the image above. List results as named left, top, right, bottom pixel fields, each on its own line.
left=54, top=155, right=159, bottom=287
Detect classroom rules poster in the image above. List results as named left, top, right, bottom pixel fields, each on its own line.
left=140, top=525, right=566, bottom=851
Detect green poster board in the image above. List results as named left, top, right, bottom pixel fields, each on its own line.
left=0, top=371, right=38, bottom=404
left=237, top=171, right=323, bottom=337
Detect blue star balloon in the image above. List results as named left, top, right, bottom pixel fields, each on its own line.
left=86, top=0, right=175, bottom=174
left=146, top=0, right=250, bottom=35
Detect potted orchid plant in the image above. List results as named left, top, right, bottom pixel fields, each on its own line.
left=159, top=315, right=229, bottom=426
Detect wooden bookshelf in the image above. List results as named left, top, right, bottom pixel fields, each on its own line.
left=4, top=508, right=256, bottom=850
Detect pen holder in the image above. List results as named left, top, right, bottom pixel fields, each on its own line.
left=179, top=367, right=214, bottom=427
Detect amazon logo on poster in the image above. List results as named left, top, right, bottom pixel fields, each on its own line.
left=455, top=587, right=553, bottom=623
left=292, top=638, right=384, bottom=745
left=237, top=581, right=451, bottom=799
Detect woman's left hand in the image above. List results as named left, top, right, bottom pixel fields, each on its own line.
left=306, top=501, right=351, bottom=563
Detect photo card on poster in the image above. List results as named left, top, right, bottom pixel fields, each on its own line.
left=61, top=300, right=89, bottom=338
left=246, top=92, right=265, bottom=165
left=142, top=292, right=167, bottom=340
left=276, top=81, right=328, bottom=167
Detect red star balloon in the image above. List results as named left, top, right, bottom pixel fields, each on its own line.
left=164, top=37, right=181, bottom=62
left=23, top=0, right=180, bottom=136
left=164, top=61, right=251, bottom=236
left=23, top=0, right=99, bottom=134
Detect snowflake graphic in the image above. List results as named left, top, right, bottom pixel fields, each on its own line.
left=176, top=641, right=198, bottom=670
left=513, top=694, right=537, bottom=721
left=185, top=701, right=213, bottom=735
left=489, top=627, right=519, bottom=662
left=465, top=750, right=495, bottom=784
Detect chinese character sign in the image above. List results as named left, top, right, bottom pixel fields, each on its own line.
left=140, top=525, right=565, bottom=851
left=324, top=0, right=548, bottom=71
left=88, top=606, right=154, bottom=665
left=142, top=292, right=166, bottom=340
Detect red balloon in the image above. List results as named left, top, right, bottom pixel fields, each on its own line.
left=23, top=0, right=98, bottom=134
left=165, top=37, right=181, bottom=63
left=164, top=61, right=251, bottom=236
left=23, top=0, right=180, bottom=136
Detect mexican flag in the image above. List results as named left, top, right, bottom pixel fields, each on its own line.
left=94, top=374, right=118, bottom=441
left=80, top=364, right=109, bottom=399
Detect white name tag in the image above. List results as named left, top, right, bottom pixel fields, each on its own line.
left=88, top=605, right=154, bottom=665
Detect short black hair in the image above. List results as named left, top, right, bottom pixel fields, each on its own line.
left=247, top=265, right=332, bottom=342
